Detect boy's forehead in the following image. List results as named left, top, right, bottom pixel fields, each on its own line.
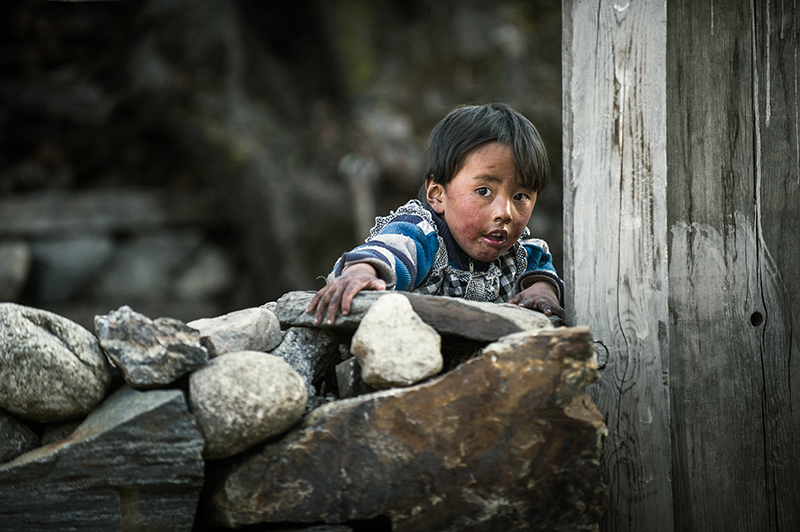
left=461, top=142, right=512, bottom=167
left=462, top=145, right=522, bottom=175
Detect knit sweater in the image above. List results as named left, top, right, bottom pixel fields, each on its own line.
left=330, top=199, right=564, bottom=305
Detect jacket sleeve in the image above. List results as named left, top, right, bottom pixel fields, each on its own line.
left=329, top=214, right=439, bottom=291
left=514, top=238, right=565, bottom=307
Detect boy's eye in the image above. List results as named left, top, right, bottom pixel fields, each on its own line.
left=514, top=192, right=531, bottom=202
left=476, top=187, right=491, bottom=196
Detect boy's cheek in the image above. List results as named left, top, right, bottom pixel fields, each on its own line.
left=510, top=222, right=527, bottom=241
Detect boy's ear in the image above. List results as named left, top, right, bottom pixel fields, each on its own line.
left=425, top=176, right=445, bottom=214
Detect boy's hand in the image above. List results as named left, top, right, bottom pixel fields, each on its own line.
left=306, top=263, right=387, bottom=326
left=507, top=281, right=565, bottom=320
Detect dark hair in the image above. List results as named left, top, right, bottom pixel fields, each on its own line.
left=423, top=103, right=550, bottom=194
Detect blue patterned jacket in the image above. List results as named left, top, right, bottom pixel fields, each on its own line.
left=329, top=200, right=564, bottom=305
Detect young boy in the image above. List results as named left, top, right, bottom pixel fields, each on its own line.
left=307, top=102, right=564, bottom=326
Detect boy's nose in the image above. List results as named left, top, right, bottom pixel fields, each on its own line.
left=493, top=197, right=513, bottom=223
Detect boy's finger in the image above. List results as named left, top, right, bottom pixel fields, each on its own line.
left=306, top=289, right=324, bottom=314
left=340, top=287, right=357, bottom=316
left=324, top=289, right=344, bottom=325
left=325, top=304, right=338, bottom=326
left=313, top=299, right=326, bottom=325
left=314, top=289, right=335, bottom=325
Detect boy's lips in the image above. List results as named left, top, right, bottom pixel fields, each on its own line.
left=482, top=228, right=508, bottom=246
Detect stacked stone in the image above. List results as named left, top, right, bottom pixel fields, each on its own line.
left=0, top=292, right=605, bottom=532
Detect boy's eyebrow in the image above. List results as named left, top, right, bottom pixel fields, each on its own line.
left=472, top=174, right=534, bottom=190
left=472, top=174, right=503, bottom=183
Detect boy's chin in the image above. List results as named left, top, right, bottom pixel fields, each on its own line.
left=469, top=248, right=506, bottom=263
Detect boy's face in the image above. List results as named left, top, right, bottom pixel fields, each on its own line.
left=426, top=142, right=537, bottom=263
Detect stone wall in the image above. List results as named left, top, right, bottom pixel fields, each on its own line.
left=0, top=291, right=606, bottom=531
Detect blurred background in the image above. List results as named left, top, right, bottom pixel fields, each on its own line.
left=0, top=0, right=563, bottom=330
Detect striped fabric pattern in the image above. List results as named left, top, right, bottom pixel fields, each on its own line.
left=330, top=200, right=564, bottom=305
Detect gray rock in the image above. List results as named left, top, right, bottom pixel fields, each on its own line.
left=273, top=290, right=377, bottom=331
left=188, top=306, right=282, bottom=358
left=0, top=409, right=39, bottom=463
left=29, top=234, right=114, bottom=303
left=274, top=290, right=553, bottom=342
left=0, top=303, right=112, bottom=422
left=351, top=293, right=442, bottom=389
left=94, top=305, right=208, bottom=389
left=0, top=386, right=204, bottom=532
left=335, top=358, right=375, bottom=399
left=0, top=239, right=31, bottom=301
left=189, top=351, right=307, bottom=460
left=269, top=326, right=340, bottom=396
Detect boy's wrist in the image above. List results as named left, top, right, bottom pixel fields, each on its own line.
left=340, top=259, right=397, bottom=289
left=343, top=262, right=378, bottom=276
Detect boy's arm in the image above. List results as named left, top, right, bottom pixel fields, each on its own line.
left=509, top=237, right=565, bottom=318
left=307, top=213, right=439, bottom=325
left=306, top=263, right=386, bottom=325
left=333, top=214, right=439, bottom=292
left=515, top=237, right=565, bottom=307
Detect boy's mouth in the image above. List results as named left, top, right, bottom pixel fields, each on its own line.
left=483, top=229, right=508, bottom=246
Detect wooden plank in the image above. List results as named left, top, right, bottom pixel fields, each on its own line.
left=562, top=2, right=673, bottom=531
left=666, top=2, right=766, bottom=529
left=0, top=189, right=221, bottom=237
left=752, top=1, right=800, bottom=528
left=667, top=1, right=800, bottom=530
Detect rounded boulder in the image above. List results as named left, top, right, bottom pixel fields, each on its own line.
left=189, top=351, right=307, bottom=459
left=0, top=303, right=112, bottom=422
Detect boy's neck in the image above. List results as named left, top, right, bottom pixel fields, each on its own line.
left=428, top=206, right=491, bottom=272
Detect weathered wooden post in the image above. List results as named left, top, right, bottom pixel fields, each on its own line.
left=666, top=2, right=800, bottom=530
left=563, top=1, right=800, bottom=531
left=563, top=0, right=800, bottom=532
left=563, top=1, right=672, bottom=530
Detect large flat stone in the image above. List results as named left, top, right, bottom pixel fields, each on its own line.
left=273, top=290, right=554, bottom=342
left=208, top=327, right=606, bottom=532
left=0, top=386, right=204, bottom=532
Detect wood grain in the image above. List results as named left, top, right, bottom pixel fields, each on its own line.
left=667, top=1, right=800, bottom=530
left=563, top=2, right=672, bottom=531
left=565, top=1, right=800, bottom=530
